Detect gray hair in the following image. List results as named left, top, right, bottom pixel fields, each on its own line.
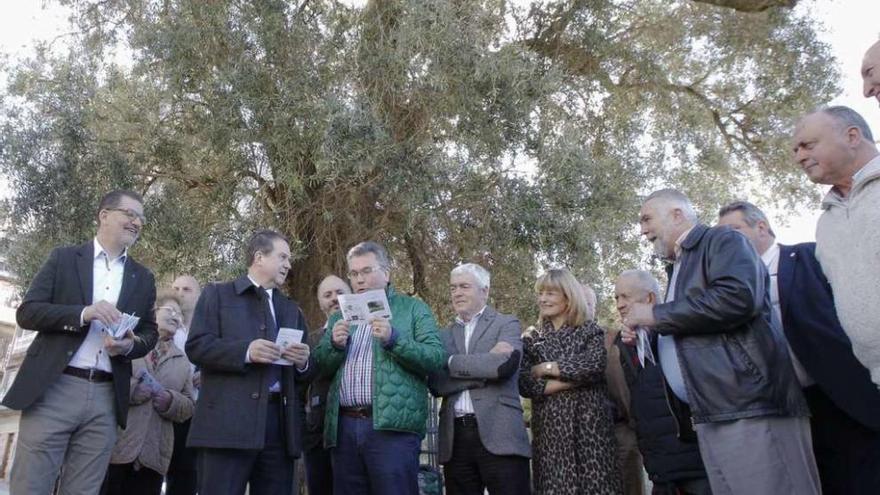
left=618, top=269, right=661, bottom=299
left=818, top=105, right=875, bottom=143
left=644, top=189, right=698, bottom=222
left=450, top=263, right=491, bottom=290
left=718, top=200, right=776, bottom=238
left=347, top=241, right=391, bottom=269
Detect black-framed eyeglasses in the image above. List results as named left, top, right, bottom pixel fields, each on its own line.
left=105, top=207, right=147, bottom=225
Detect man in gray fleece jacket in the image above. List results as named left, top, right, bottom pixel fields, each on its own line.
left=792, top=105, right=880, bottom=388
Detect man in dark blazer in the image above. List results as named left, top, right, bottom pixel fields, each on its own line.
left=719, top=201, right=880, bottom=494
left=186, top=229, right=315, bottom=495
left=428, top=263, right=530, bottom=495
left=3, top=190, right=158, bottom=495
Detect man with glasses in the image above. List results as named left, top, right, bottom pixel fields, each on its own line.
left=4, top=190, right=159, bottom=494
left=314, top=241, right=446, bottom=495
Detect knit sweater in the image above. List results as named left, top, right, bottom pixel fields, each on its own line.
left=816, top=154, right=880, bottom=387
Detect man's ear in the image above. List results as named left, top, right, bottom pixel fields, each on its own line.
left=646, top=292, right=656, bottom=305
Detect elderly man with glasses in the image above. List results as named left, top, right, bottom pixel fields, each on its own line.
left=314, top=241, right=446, bottom=495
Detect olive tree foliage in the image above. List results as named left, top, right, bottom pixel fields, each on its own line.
left=0, top=0, right=835, bottom=326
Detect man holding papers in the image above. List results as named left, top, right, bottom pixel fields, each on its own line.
left=314, top=241, right=446, bottom=495
left=186, top=229, right=315, bottom=495
left=4, top=189, right=158, bottom=495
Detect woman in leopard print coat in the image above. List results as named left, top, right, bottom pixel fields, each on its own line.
left=520, top=268, right=623, bottom=495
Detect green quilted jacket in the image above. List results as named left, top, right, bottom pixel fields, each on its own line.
left=314, top=285, right=446, bottom=448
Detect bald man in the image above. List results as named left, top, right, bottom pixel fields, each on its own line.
left=304, top=275, right=351, bottom=495
left=792, top=106, right=880, bottom=387
left=862, top=40, right=880, bottom=106
left=167, top=275, right=201, bottom=495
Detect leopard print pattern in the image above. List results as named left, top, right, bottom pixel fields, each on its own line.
left=520, top=320, right=624, bottom=495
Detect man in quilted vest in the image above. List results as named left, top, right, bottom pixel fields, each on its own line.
left=314, top=241, right=446, bottom=495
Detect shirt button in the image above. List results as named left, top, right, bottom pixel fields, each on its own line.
left=250, top=392, right=259, bottom=400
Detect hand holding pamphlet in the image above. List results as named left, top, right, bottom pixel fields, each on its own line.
left=137, top=369, right=165, bottom=396
left=107, top=312, right=140, bottom=339
left=337, top=289, right=392, bottom=322
left=274, top=327, right=305, bottom=366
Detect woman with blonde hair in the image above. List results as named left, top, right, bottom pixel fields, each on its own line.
left=519, top=268, right=623, bottom=495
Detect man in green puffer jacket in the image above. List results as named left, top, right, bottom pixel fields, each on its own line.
left=314, top=241, right=446, bottom=495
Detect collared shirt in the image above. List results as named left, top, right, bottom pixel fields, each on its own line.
left=761, top=243, right=814, bottom=387
left=452, top=306, right=486, bottom=417
left=69, top=238, right=127, bottom=372
left=658, top=226, right=693, bottom=403
left=338, top=322, right=374, bottom=407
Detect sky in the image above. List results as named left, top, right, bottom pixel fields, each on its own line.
left=1, top=0, right=878, bottom=243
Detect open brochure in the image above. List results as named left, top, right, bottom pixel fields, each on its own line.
left=273, top=327, right=305, bottom=366
left=337, top=289, right=392, bottom=322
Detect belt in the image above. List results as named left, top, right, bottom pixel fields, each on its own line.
left=63, top=366, right=113, bottom=383
left=340, top=406, right=372, bottom=418
left=454, top=414, right=478, bottom=427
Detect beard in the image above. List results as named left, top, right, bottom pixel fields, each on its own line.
left=652, top=237, right=671, bottom=260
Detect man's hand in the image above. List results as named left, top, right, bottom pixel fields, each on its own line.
left=620, top=326, right=637, bottom=346
left=489, top=341, right=514, bottom=355
left=84, top=300, right=122, bottom=327
left=282, top=342, right=310, bottom=367
left=104, top=332, right=134, bottom=357
left=623, top=302, right=656, bottom=329
left=192, top=371, right=201, bottom=389
left=531, top=361, right=559, bottom=379
left=247, top=339, right=282, bottom=364
left=369, top=317, right=392, bottom=345
left=331, top=320, right=351, bottom=348
left=152, top=389, right=172, bottom=412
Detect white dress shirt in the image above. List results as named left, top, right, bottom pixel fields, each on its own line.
left=452, top=306, right=486, bottom=417
left=69, top=238, right=127, bottom=372
left=761, top=243, right=814, bottom=387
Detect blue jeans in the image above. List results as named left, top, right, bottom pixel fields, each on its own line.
left=331, top=415, right=420, bottom=495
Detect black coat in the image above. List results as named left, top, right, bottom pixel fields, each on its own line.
left=617, top=337, right=706, bottom=484
left=778, top=243, right=880, bottom=431
left=2, top=242, right=158, bottom=428
left=652, top=224, right=809, bottom=424
left=186, top=275, right=315, bottom=457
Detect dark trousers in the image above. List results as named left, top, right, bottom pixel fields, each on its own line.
left=442, top=417, right=531, bottom=495
left=197, top=402, right=294, bottom=495
left=805, top=385, right=880, bottom=495
left=304, top=445, right=334, bottom=495
left=165, top=418, right=198, bottom=495
left=331, top=414, right=420, bottom=495
left=651, top=477, right=712, bottom=495
left=102, top=462, right=164, bottom=495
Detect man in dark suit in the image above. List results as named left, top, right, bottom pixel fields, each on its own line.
left=428, top=263, right=530, bottom=495
left=3, top=190, right=158, bottom=495
left=719, top=200, right=880, bottom=494
left=186, top=229, right=315, bottom=495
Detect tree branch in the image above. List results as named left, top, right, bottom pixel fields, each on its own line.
left=691, top=0, right=798, bottom=12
